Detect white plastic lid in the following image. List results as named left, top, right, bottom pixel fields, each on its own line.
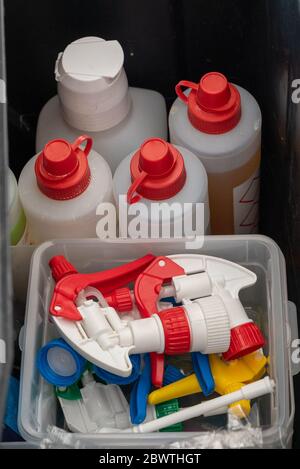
left=55, top=37, right=131, bottom=131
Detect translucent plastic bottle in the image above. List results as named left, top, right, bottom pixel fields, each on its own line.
left=113, top=138, right=209, bottom=238
left=19, top=135, right=113, bottom=244
left=169, top=72, right=262, bottom=235
left=8, top=168, right=26, bottom=245
left=36, top=37, right=168, bottom=173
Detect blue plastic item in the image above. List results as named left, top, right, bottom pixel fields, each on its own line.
left=163, top=364, right=185, bottom=386
left=192, top=352, right=215, bottom=396
left=93, top=354, right=141, bottom=385
left=4, top=376, right=20, bottom=435
left=130, top=354, right=152, bottom=424
left=129, top=360, right=185, bottom=425
left=37, top=338, right=86, bottom=387
left=160, top=297, right=180, bottom=306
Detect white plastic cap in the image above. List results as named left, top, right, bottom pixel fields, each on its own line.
left=55, top=37, right=131, bottom=131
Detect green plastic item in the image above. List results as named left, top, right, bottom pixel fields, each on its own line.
left=155, top=399, right=183, bottom=432
left=55, top=383, right=82, bottom=401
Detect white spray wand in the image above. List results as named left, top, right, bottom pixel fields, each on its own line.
left=118, top=377, right=274, bottom=433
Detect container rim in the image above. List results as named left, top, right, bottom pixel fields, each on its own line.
left=18, top=235, right=294, bottom=448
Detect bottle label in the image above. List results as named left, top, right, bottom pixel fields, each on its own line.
left=233, top=168, right=260, bottom=234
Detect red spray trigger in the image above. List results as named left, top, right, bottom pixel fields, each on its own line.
left=49, top=254, right=156, bottom=321
left=134, top=256, right=185, bottom=387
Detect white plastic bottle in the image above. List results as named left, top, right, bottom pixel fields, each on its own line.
left=36, top=37, right=168, bottom=173
left=113, top=138, right=209, bottom=238
left=19, top=135, right=113, bottom=244
left=8, top=168, right=26, bottom=245
left=169, top=72, right=262, bottom=235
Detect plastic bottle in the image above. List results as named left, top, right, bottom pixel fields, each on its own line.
left=169, top=72, right=262, bottom=235
left=8, top=168, right=26, bottom=245
left=18, top=135, right=113, bottom=244
left=36, top=37, right=168, bottom=173
left=113, top=138, right=210, bottom=238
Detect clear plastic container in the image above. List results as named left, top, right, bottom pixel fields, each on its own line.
left=36, top=37, right=168, bottom=173
left=18, top=236, right=299, bottom=448
left=19, top=135, right=113, bottom=244
left=0, top=0, right=13, bottom=440
left=113, top=138, right=210, bottom=237
left=169, top=73, right=261, bottom=236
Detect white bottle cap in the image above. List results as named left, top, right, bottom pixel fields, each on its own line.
left=55, top=37, right=131, bottom=132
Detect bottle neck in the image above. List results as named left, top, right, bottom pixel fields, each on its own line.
left=58, top=68, right=131, bottom=132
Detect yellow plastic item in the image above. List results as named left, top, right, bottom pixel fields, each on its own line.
left=148, top=350, right=267, bottom=417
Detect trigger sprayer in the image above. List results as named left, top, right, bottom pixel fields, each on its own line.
left=48, top=254, right=265, bottom=384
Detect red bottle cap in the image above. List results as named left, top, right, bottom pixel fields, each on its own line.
left=222, top=322, right=265, bottom=361
left=158, top=306, right=191, bottom=355
left=127, top=138, right=186, bottom=204
left=175, top=72, right=241, bottom=134
left=35, top=135, right=93, bottom=200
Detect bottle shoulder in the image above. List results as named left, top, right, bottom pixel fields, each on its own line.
left=129, top=86, right=166, bottom=104
left=38, top=87, right=166, bottom=122
left=36, top=89, right=168, bottom=171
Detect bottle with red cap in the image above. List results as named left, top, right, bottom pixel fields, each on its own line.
left=18, top=135, right=113, bottom=244
left=169, top=72, right=262, bottom=235
left=113, top=137, right=209, bottom=237
left=36, top=37, right=167, bottom=173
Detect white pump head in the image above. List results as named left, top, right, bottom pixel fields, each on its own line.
left=55, top=37, right=131, bottom=131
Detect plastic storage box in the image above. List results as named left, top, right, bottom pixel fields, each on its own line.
left=0, top=0, right=13, bottom=439
left=18, top=236, right=299, bottom=448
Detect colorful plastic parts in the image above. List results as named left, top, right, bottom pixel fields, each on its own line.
left=130, top=354, right=152, bottom=425
left=148, top=350, right=268, bottom=417
left=93, top=354, right=141, bottom=385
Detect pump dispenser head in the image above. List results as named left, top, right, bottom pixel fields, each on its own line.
left=175, top=72, right=241, bottom=134
left=55, top=37, right=131, bottom=132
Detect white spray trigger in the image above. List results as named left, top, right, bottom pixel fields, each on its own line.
left=169, top=254, right=257, bottom=299
left=51, top=254, right=260, bottom=378
left=52, top=300, right=134, bottom=377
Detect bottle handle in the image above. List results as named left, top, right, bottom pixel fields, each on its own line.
left=72, top=135, right=93, bottom=158
left=127, top=171, right=148, bottom=205
left=175, top=80, right=198, bottom=104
